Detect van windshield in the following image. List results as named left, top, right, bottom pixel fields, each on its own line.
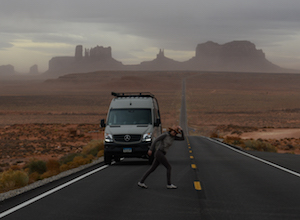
left=107, top=109, right=152, bottom=125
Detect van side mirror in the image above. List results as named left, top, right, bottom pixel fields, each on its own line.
left=100, top=119, right=106, bottom=128
left=154, top=118, right=161, bottom=127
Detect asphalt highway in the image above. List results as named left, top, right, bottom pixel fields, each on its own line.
left=1, top=136, right=300, bottom=219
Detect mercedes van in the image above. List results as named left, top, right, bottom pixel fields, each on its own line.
left=100, top=92, right=162, bottom=164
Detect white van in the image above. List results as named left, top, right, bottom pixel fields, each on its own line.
left=100, top=92, right=162, bottom=164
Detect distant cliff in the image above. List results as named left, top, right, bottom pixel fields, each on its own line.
left=138, top=49, right=183, bottom=70
left=45, top=45, right=124, bottom=76
left=184, top=41, right=283, bottom=72
left=44, top=41, right=295, bottom=76
left=0, top=65, right=15, bottom=75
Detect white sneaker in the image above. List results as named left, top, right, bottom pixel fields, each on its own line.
left=167, top=184, right=177, bottom=189
left=138, top=182, right=148, bottom=189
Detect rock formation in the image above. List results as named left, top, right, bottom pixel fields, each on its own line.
left=185, top=41, right=282, bottom=72
left=0, top=65, right=15, bottom=75
left=29, top=64, right=39, bottom=75
left=133, top=41, right=286, bottom=72
left=75, top=45, right=83, bottom=60
left=139, top=49, right=183, bottom=70
left=86, top=46, right=112, bottom=60
left=44, top=41, right=294, bottom=77
left=46, top=45, right=123, bottom=76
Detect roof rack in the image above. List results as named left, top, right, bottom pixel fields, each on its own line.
left=111, top=92, right=155, bottom=98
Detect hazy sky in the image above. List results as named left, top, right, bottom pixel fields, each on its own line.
left=1, top=0, right=300, bottom=73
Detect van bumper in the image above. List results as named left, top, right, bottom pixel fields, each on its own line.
left=104, top=142, right=151, bottom=158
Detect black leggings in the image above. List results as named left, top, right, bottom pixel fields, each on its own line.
left=140, top=150, right=172, bottom=185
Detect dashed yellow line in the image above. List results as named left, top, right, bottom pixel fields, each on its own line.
left=194, top=181, right=202, bottom=190
left=187, top=137, right=202, bottom=191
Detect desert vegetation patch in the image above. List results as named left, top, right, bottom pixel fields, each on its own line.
left=0, top=124, right=103, bottom=171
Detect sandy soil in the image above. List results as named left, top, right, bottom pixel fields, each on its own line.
left=240, top=129, right=300, bottom=139
left=239, top=129, right=300, bottom=154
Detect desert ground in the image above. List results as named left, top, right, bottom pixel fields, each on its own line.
left=1, top=71, right=300, bottom=171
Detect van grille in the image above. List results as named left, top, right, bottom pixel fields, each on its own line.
left=113, top=134, right=141, bottom=143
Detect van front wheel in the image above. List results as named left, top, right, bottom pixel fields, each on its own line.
left=114, top=156, right=121, bottom=162
left=104, top=152, right=112, bottom=165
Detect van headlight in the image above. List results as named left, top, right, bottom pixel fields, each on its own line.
left=142, top=133, right=152, bottom=142
left=105, top=133, right=113, bottom=143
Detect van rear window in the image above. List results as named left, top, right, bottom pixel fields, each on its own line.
left=107, top=109, right=152, bottom=125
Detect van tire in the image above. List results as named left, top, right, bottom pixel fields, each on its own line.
left=104, top=152, right=112, bottom=165
left=114, top=156, right=121, bottom=162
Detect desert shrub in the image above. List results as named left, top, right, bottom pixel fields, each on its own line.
left=68, top=156, right=85, bottom=169
left=40, top=170, right=58, bottom=179
left=244, top=139, right=277, bottom=152
left=29, top=172, right=41, bottom=183
left=0, top=169, right=29, bottom=190
left=38, top=159, right=61, bottom=179
left=59, top=153, right=81, bottom=165
left=58, top=141, right=104, bottom=172
left=59, top=164, right=69, bottom=172
left=224, top=136, right=244, bottom=147
left=10, top=165, right=21, bottom=170
left=97, top=150, right=104, bottom=157
left=59, top=155, right=93, bottom=172
left=73, top=155, right=93, bottom=165
left=210, top=131, right=220, bottom=138
left=27, top=159, right=47, bottom=174
left=46, top=159, right=60, bottom=172
left=82, top=140, right=104, bottom=157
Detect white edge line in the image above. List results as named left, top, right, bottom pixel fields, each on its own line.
left=0, top=164, right=109, bottom=218
left=207, top=137, right=300, bottom=178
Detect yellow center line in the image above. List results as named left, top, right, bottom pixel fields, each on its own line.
left=187, top=137, right=202, bottom=191
left=194, top=181, right=202, bottom=190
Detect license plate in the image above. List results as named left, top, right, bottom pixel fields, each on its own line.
left=123, top=148, right=132, bottom=153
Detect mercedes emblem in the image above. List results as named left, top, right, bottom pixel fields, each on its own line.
left=124, top=134, right=131, bottom=142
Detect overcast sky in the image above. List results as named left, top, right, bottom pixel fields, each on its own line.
left=1, top=0, right=300, bottom=73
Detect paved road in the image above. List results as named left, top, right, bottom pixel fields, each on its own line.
left=0, top=139, right=199, bottom=219
left=1, top=137, right=300, bottom=219
left=1, top=79, right=300, bottom=219
left=180, top=78, right=189, bottom=135
left=189, top=136, right=300, bottom=219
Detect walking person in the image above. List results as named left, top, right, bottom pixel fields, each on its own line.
left=138, top=125, right=185, bottom=189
